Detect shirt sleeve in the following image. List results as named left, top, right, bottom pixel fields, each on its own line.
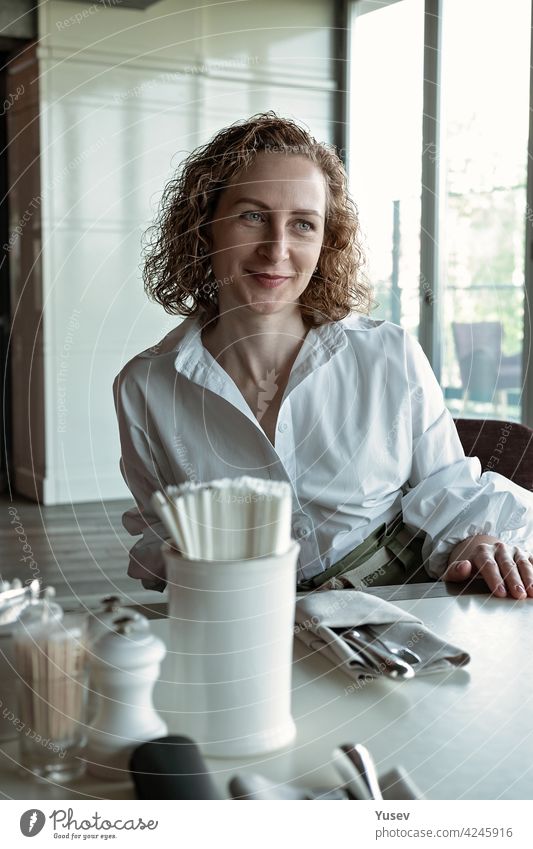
left=112, top=369, right=171, bottom=589
left=399, top=332, right=533, bottom=578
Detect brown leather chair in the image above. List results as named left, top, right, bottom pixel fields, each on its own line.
left=454, top=418, right=533, bottom=492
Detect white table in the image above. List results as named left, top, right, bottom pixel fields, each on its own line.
left=1, top=593, right=532, bottom=800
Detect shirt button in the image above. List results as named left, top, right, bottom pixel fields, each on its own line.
left=295, top=525, right=310, bottom=539
left=324, top=557, right=332, bottom=568
left=278, top=422, right=288, bottom=433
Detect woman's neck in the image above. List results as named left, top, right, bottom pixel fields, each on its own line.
left=201, top=309, right=310, bottom=387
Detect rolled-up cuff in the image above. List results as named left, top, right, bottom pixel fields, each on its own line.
left=126, top=531, right=169, bottom=583
left=402, top=460, right=533, bottom=579
left=140, top=577, right=167, bottom=593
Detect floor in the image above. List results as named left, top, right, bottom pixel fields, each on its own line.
left=0, top=494, right=165, bottom=614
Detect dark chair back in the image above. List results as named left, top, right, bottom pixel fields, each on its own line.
left=454, top=418, right=533, bottom=492
left=452, top=322, right=521, bottom=399
left=452, top=322, right=501, bottom=401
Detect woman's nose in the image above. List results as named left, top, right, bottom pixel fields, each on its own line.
left=257, top=223, right=290, bottom=262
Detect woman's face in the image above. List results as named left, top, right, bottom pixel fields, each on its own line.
left=207, top=152, right=327, bottom=318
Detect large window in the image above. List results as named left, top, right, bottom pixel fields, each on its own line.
left=348, top=0, right=532, bottom=424
left=348, top=0, right=424, bottom=339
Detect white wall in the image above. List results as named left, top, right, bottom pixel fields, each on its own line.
left=34, top=0, right=336, bottom=503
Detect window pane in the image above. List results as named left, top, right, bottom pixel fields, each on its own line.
left=348, top=0, right=424, bottom=338
left=440, top=0, right=530, bottom=422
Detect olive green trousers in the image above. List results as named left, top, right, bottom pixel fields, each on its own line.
left=296, top=513, right=432, bottom=592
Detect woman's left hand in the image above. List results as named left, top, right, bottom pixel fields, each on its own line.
left=443, top=534, right=533, bottom=599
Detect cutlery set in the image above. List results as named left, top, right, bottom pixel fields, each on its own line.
left=295, top=590, right=471, bottom=681
left=229, top=742, right=422, bottom=800
left=363, top=623, right=422, bottom=665
left=130, top=735, right=422, bottom=800
left=333, top=625, right=421, bottom=679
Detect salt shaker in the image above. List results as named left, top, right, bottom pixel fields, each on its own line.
left=85, top=615, right=167, bottom=780
left=86, top=596, right=149, bottom=722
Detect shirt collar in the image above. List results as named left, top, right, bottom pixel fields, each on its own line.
left=172, top=315, right=349, bottom=390
left=289, top=318, right=348, bottom=379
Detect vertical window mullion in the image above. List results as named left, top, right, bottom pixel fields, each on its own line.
left=334, top=0, right=350, bottom=169
left=522, top=2, right=533, bottom=427
left=418, top=0, right=443, bottom=379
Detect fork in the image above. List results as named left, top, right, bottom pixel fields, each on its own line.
left=361, top=625, right=421, bottom=666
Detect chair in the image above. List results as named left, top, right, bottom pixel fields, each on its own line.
left=454, top=418, right=533, bottom=492
left=452, top=322, right=521, bottom=405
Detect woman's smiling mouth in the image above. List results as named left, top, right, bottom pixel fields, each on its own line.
left=247, top=270, right=293, bottom=288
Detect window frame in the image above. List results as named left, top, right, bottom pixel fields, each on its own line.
left=345, top=0, right=533, bottom=426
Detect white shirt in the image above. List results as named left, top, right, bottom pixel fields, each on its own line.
left=113, top=313, right=533, bottom=585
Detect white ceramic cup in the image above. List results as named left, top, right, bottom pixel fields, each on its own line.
left=162, top=540, right=300, bottom=758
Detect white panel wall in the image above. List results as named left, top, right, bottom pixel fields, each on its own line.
left=35, top=0, right=336, bottom=502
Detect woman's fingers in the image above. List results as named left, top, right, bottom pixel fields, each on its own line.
left=519, top=553, right=533, bottom=598
left=469, top=543, right=508, bottom=597
left=514, top=549, right=533, bottom=597
left=442, top=559, right=473, bottom=583
left=483, top=542, right=529, bottom=599
left=444, top=537, right=533, bottom=599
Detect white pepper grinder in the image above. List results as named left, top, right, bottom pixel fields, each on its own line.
left=86, top=596, right=149, bottom=723
left=85, top=615, right=167, bottom=780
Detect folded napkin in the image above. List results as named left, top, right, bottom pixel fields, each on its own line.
left=295, top=590, right=470, bottom=680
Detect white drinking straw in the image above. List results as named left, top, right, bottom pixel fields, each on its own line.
left=161, top=477, right=293, bottom=562
left=200, top=487, right=213, bottom=560
left=150, top=491, right=184, bottom=550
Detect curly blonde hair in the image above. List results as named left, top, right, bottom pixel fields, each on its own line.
left=142, top=111, right=372, bottom=327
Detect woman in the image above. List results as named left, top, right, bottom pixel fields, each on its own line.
left=113, top=111, right=533, bottom=598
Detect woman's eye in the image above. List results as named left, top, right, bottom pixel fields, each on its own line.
left=239, top=212, right=314, bottom=232
left=241, top=212, right=264, bottom=223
